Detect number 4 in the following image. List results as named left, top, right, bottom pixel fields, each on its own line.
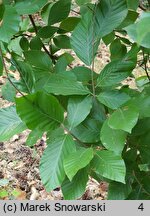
left=138, top=203, right=144, bottom=211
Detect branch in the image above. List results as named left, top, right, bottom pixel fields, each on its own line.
left=0, top=46, right=26, bottom=97
left=12, top=33, right=32, bottom=40
left=142, top=51, right=150, bottom=82
left=115, top=34, right=133, bottom=45
left=139, top=3, right=147, bottom=11
left=29, top=15, right=56, bottom=62
left=71, top=9, right=80, bottom=15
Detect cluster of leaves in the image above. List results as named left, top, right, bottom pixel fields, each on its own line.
left=0, top=0, right=150, bottom=200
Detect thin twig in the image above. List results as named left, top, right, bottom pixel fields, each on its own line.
left=71, top=9, right=80, bottom=15
left=29, top=15, right=38, bottom=33
left=142, top=50, right=150, bottom=82
left=68, top=64, right=73, bottom=69
left=12, top=33, right=32, bottom=40
left=0, top=46, right=25, bottom=97
left=139, top=5, right=146, bottom=11
left=29, top=15, right=55, bottom=62
left=115, top=34, right=132, bottom=45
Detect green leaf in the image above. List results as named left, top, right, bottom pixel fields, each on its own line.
left=136, top=76, right=149, bottom=91
left=20, top=37, right=29, bottom=51
left=138, top=164, right=150, bottom=172
left=79, top=3, right=95, bottom=16
left=26, top=129, right=43, bottom=147
left=16, top=92, right=64, bottom=131
left=124, top=148, right=137, bottom=164
left=70, top=66, right=94, bottom=83
left=127, top=174, right=150, bottom=199
left=0, top=106, right=26, bottom=142
left=0, top=5, right=20, bottom=43
left=119, top=37, right=132, bottom=45
left=124, top=43, right=139, bottom=63
left=24, top=50, right=52, bottom=71
left=100, top=119, right=126, bottom=155
left=108, top=181, right=132, bottom=200
left=0, top=190, right=8, bottom=198
left=138, top=133, right=150, bottom=163
left=118, top=10, right=139, bottom=29
left=125, top=12, right=150, bottom=48
left=0, top=54, right=3, bottom=75
left=59, top=17, right=80, bottom=32
left=14, top=0, right=47, bottom=15
left=54, top=56, right=68, bottom=74
left=38, top=26, right=58, bottom=39
left=40, top=134, right=76, bottom=191
left=20, top=16, right=30, bottom=32
left=90, top=97, right=106, bottom=122
left=48, top=0, right=71, bottom=25
left=71, top=117, right=102, bottom=143
left=126, top=0, right=139, bottom=10
left=75, top=0, right=91, bottom=5
left=97, top=90, right=131, bottom=110
left=1, top=0, right=13, bottom=5
left=97, top=60, right=135, bottom=87
left=110, top=39, right=127, bottom=61
left=0, top=4, right=5, bottom=20
left=71, top=11, right=99, bottom=65
left=8, top=37, right=23, bottom=56
left=41, top=3, right=53, bottom=25
left=53, top=35, right=71, bottom=49
left=44, top=73, right=90, bottom=95
left=91, top=150, right=126, bottom=183
left=54, top=54, right=74, bottom=74
left=140, top=96, right=150, bottom=118
left=12, top=59, right=35, bottom=94
left=47, top=70, right=76, bottom=80
left=102, top=32, right=115, bottom=46
left=108, top=106, right=139, bottom=133
left=141, top=175, right=150, bottom=195
left=132, top=118, right=150, bottom=136
left=30, top=36, right=43, bottom=50
left=31, top=69, right=52, bottom=92
left=1, top=81, right=16, bottom=102
left=61, top=53, right=74, bottom=65
left=67, top=96, right=92, bottom=129
left=95, top=0, right=128, bottom=38
left=64, top=148, right=93, bottom=180
left=62, top=168, right=88, bottom=200
left=133, top=94, right=150, bottom=118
